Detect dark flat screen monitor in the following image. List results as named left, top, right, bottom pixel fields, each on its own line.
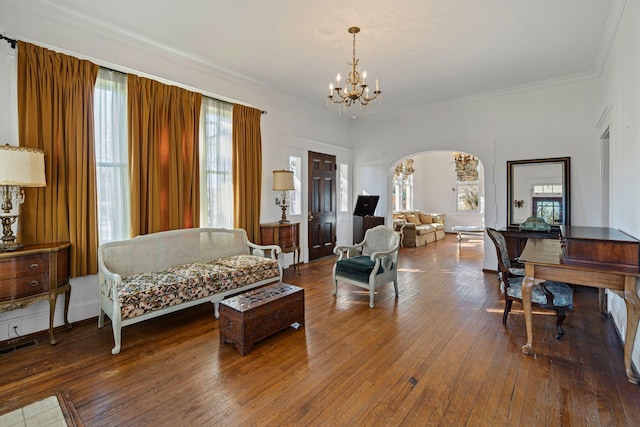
left=353, top=195, right=379, bottom=216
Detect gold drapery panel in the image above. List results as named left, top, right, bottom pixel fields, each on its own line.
left=17, top=41, right=99, bottom=277
left=232, top=104, right=262, bottom=243
left=454, top=152, right=479, bottom=181
left=128, top=75, right=202, bottom=236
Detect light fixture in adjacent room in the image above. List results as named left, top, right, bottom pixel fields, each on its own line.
left=327, top=26, right=381, bottom=111
left=0, top=144, right=46, bottom=251
left=273, top=169, right=295, bottom=224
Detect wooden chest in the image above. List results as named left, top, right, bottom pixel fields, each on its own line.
left=219, top=283, right=304, bottom=355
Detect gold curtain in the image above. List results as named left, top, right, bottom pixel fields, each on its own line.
left=232, top=104, right=262, bottom=243
left=17, top=41, right=99, bottom=277
left=128, top=75, right=202, bottom=236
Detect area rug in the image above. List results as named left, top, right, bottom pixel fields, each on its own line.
left=0, top=391, right=82, bottom=427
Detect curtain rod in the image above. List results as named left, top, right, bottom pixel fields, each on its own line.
left=0, top=34, right=267, bottom=114
left=1, top=34, right=17, bottom=49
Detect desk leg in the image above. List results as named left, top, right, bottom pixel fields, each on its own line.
left=521, top=265, right=536, bottom=355
left=457, top=232, right=462, bottom=248
left=623, top=276, right=640, bottom=384
left=599, top=288, right=608, bottom=317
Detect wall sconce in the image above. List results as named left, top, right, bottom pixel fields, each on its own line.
left=273, top=169, right=294, bottom=223
left=514, top=200, right=525, bottom=208
left=0, top=144, right=46, bottom=251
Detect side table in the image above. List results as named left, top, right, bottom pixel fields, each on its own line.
left=260, top=222, right=300, bottom=273
left=0, top=242, right=71, bottom=344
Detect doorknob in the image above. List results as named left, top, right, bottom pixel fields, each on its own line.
left=308, top=211, right=313, bottom=220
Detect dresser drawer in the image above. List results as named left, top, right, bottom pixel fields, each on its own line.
left=0, top=273, right=49, bottom=300
left=0, top=253, right=48, bottom=280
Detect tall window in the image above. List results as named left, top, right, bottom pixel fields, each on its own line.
left=289, top=156, right=302, bottom=215
left=453, top=152, right=479, bottom=212
left=339, top=163, right=349, bottom=212
left=94, top=69, right=130, bottom=243
left=392, top=159, right=414, bottom=211
left=200, top=97, right=233, bottom=228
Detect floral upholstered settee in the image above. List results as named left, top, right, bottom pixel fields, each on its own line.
left=392, top=211, right=446, bottom=247
left=97, top=228, right=282, bottom=354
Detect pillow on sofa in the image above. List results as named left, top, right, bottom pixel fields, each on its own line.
left=405, top=214, right=421, bottom=225
left=393, top=213, right=406, bottom=222
left=419, top=213, right=432, bottom=224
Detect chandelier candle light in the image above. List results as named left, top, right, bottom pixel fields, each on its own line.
left=327, top=27, right=381, bottom=111
left=0, top=144, right=46, bottom=251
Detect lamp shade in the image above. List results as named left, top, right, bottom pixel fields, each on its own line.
left=0, top=145, right=46, bottom=187
left=273, top=170, right=294, bottom=191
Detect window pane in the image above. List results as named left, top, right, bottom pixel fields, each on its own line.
left=200, top=97, right=233, bottom=228
left=94, top=68, right=130, bottom=244
left=339, top=163, right=348, bottom=212
left=457, top=180, right=479, bottom=211
left=290, top=156, right=302, bottom=215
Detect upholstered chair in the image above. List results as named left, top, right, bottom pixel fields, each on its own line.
left=486, top=227, right=574, bottom=339
left=332, top=225, right=401, bottom=308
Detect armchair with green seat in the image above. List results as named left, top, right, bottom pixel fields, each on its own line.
left=332, top=225, right=401, bottom=308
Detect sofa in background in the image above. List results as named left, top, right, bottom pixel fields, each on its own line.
left=98, top=228, right=282, bottom=354
left=392, top=211, right=446, bottom=247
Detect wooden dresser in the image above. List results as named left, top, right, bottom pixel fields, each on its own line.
left=0, top=242, right=71, bottom=344
left=260, top=222, right=300, bottom=272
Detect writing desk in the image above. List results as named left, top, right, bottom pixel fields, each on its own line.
left=519, top=238, right=640, bottom=384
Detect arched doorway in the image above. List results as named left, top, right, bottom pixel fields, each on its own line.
left=391, top=150, right=485, bottom=232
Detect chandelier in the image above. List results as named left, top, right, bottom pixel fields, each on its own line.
left=393, top=159, right=414, bottom=182
left=327, top=27, right=381, bottom=110
left=453, top=152, right=479, bottom=181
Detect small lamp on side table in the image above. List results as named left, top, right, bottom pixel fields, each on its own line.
left=0, top=144, right=46, bottom=252
left=273, top=169, right=294, bottom=224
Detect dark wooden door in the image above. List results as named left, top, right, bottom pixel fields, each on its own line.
left=308, top=151, right=336, bottom=260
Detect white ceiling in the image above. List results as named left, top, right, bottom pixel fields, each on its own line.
left=6, top=0, right=618, bottom=118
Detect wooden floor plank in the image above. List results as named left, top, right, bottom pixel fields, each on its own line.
left=1, top=234, right=639, bottom=426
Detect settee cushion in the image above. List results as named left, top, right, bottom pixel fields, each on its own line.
left=118, top=255, right=280, bottom=319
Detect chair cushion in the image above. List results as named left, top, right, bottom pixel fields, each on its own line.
left=336, top=256, right=384, bottom=274
left=504, top=277, right=573, bottom=307
left=509, top=267, right=525, bottom=276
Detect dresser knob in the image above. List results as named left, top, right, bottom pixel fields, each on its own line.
left=29, top=263, right=39, bottom=270
left=29, top=280, right=39, bottom=287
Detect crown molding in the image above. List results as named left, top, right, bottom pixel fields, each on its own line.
left=355, top=70, right=600, bottom=123
left=593, top=0, right=626, bottom=76
left=1, top=0, right=270, bottom=90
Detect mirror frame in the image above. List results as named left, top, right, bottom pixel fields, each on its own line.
left=507, top=157, right=571, bottom=228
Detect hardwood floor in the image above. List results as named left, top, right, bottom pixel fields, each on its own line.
left=1, top=234, right=639, bottom=426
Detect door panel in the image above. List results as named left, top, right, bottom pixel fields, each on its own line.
left=308, top=151, right=336, bottom=260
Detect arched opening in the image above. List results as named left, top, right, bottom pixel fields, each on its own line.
left=390, top=150, right=485, bottom=233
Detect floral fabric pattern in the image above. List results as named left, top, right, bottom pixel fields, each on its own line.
left=118, top=255, right=280, bottom=319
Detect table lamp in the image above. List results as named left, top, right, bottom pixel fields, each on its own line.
left=0, top=144, right=46, bottom=251
left=273, top=169, right=294, bottom=224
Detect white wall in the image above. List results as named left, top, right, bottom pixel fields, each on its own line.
left=596, top=0, right=640, bottom=372
left=351, top=78, right=601, bottom=267
left=411, top=151, right=484, bottom=231
left=0, top=3, right=351, bottom=340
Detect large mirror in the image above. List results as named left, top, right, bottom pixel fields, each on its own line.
left=507, top=157, right=570, bottom=227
